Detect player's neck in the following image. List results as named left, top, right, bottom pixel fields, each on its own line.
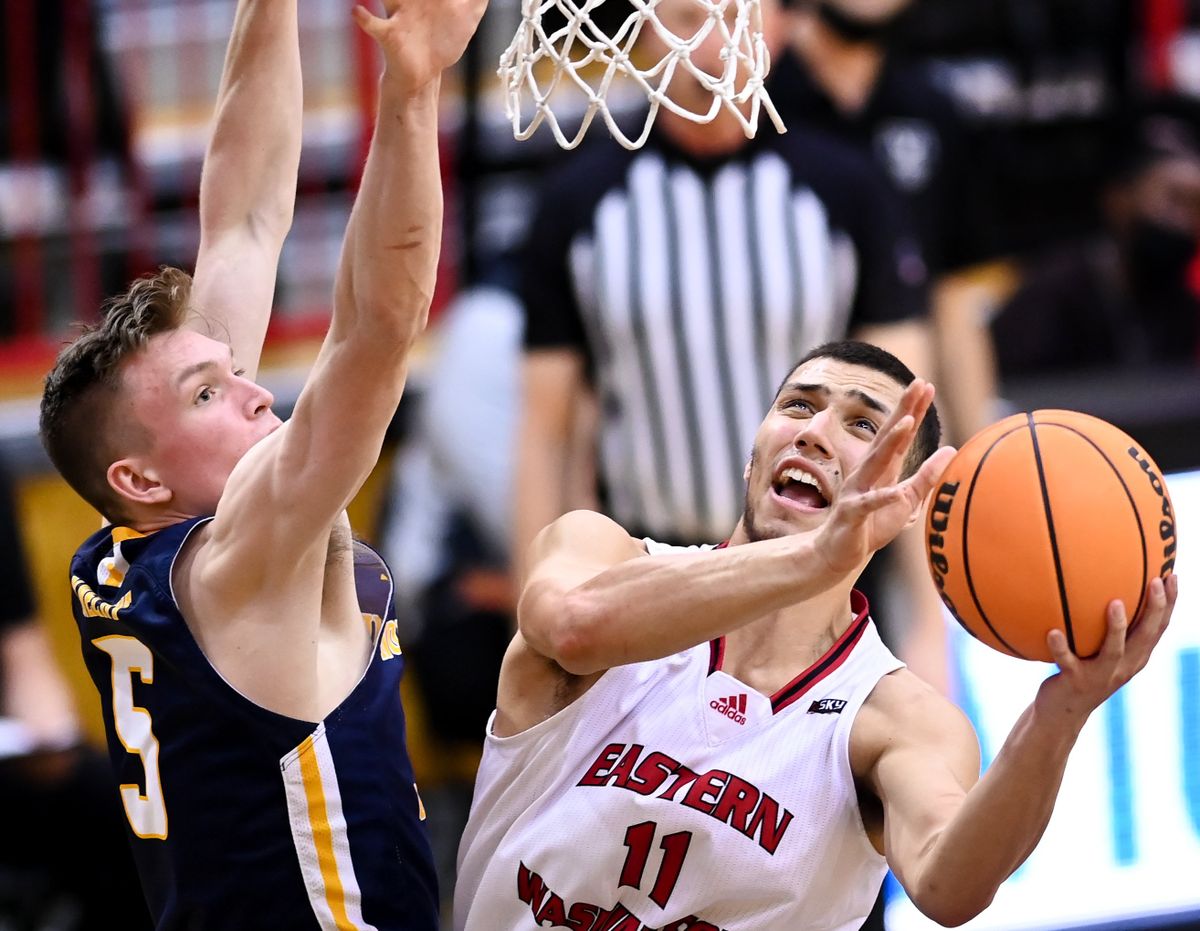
left=794, top=26, right=885, bottom=115
left=124, top=506, right=197, bottom=535
left=719, top=588, right=857, bottom=695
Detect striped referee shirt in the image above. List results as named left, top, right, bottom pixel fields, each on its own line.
left=522, top=126, right=928, bottom=545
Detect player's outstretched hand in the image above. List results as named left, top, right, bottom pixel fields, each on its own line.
left=353, top=0, right=489, bottom=97
left=1039, top=574, right=1178, bottom=724
left=816, top=379, right=956, bottom=576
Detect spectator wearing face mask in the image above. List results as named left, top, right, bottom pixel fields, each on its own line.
left=772, top=0, right=976, bottom=283
left=770, top=0, right=998, bottom=452
left=991, top=100, right=1200, bottom=375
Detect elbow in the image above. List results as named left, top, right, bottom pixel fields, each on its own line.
left=917, top=906, right=985, bottom=929
left=520, top=588, right=610, bottom=676
left=333, top=303, right=428, bottom=363
left=250, top=204, right=296, bottom=246
left=356, top=289, right=432, bottom=338
left=910, top=882, right=996, bottom=928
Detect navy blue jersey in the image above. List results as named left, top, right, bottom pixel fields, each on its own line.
left=70, top=517, right=438, bottom=930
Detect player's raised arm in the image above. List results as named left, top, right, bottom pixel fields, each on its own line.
left=864, top=575, right=1177, bottom=927
left=518, top=381, right=955, bottom=676
left=189, top=0, right=302, bottom=381
left=205, top=0, right=486, bottom=564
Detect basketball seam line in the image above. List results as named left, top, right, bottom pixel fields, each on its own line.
left=1027, top=413, right=1075, bottom=654
left=1036, top=421, right=1150, bottom=635
left=962, top=424, right=1027, bottom=659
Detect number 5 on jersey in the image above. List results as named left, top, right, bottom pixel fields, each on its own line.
left=93, top=635, right=168, bottom=838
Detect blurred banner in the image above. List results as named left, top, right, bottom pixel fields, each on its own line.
left=887, top=470, right=1200, bottom=930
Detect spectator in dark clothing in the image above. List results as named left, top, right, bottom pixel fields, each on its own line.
left=992, top=101, right=1200, bottom=376
left=0, top=465, right=151, bottom=929
left=772, top=0, right=998, bottom=449
left=766, top=0, right=1001, bottom=723
left=889, top=0, right=1132, bottom=258
left=772, top=0, right=976, bottom=277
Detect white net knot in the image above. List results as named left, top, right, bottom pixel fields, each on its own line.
left=498, top=0, right=786, bottom=150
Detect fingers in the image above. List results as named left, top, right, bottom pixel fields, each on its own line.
left=1097, top=595, right=1131, bottom=663
left=903, top=444, right=957, bottom=502
left=1126, top=575, right=1174, bottom=659
left=850, top=414, right=916, bottom=489
left=352, top=4, right=383, bottom=35
left=848, top=379, right=936, bottom=490
left=1050, top=574, right=1174, bottom=672
left=881, top=378, right=933, bottom=432
left=1046, top=627, right=1076, bottom=671
left=903, top=378, right=937, bottom=433
left=835, top=482, right=909, bottom=521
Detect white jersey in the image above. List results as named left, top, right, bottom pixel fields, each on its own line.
left=455, top=551, right=904, bottom=931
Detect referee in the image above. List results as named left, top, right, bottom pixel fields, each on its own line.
left=512, top=0, right=933, bottom=597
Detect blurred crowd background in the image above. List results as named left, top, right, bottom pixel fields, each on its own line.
left=2, top=1, right=1199, bottom=928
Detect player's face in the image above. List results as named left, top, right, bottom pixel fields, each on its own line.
left=740, top=357, right=904, bottom=542
left=119, top=329, right=281, bottom=515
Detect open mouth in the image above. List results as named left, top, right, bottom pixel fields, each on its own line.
left=771, top=467, right=830, bottom=509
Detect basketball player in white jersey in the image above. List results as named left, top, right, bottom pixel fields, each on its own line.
left=455, top=340, right=1177, bottom=930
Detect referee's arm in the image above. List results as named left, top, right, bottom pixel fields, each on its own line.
left=511, top=174, right=599, bottom=591
left=843, top=159, right=950, bottom=695
left=513, top=349, right=593, bottom=587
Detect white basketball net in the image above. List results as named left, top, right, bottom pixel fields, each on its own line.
left=498, top=0, right=786, bottom=150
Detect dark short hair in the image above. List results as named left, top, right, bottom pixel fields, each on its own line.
left=39, top=267, right=194, bottom=522
left=774, top=339, right=940, bottom=478
left=1104, top=95, right=1200, bottom=185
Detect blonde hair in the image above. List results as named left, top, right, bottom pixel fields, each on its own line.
left=40, top=266, right=194, bottom=521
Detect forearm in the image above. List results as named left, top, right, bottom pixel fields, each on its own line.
left=909, top=701, right=1084, bottom=924
left=524, top=529, right=839, bottom=674
left=513, top=436, right=569, bottom=586
left=201, top=0, right=301, bottom=238
left=334, top=76, right=442, bottom=345
left=0, top=622, right=79, bottom=746
left=932, top=274, right=1001, bottom=443
left=511, top=352, right=588, bottom=583
left=195, top=0, right=302, bottom=378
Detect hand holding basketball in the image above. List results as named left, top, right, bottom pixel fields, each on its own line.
left=1038, top=574, right=1177, bottom=722
left=817, top=379, right=956, bottom=575
left=926, top=410, right=1178, bottom=662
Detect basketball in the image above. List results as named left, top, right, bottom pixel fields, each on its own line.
left=925, top=410, right=1177, bottom=662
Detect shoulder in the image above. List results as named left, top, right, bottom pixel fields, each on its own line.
left=850, top=668, right=978, bottom=777
left=522, top=511, right=647, bottom=597
left=533, top=137, right=641, bottom=215
left=532, top=509, right=645, bottom=559
left=762, top=127, right=896, bottom=219
left=765, top=123, right=880, bottom=176
left=880, top=59, right=962, bottom=122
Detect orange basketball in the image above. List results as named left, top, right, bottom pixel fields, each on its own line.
left=924, top=410, right=1177, bottom=662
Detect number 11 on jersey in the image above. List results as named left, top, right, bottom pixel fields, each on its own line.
left=619, top=821, right=694, bottom=909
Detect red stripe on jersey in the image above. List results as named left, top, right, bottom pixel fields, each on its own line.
left=706, top=590, right=872, bottom=713
left=770, top=590, right=872, bottom=713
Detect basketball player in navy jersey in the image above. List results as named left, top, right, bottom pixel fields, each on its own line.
left=455, top=340, right=1177, bottom=930
left=37, top=0, right=487, bottom=927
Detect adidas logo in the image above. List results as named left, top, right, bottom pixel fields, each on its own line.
left=709, top=693, right=748, bottom=725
